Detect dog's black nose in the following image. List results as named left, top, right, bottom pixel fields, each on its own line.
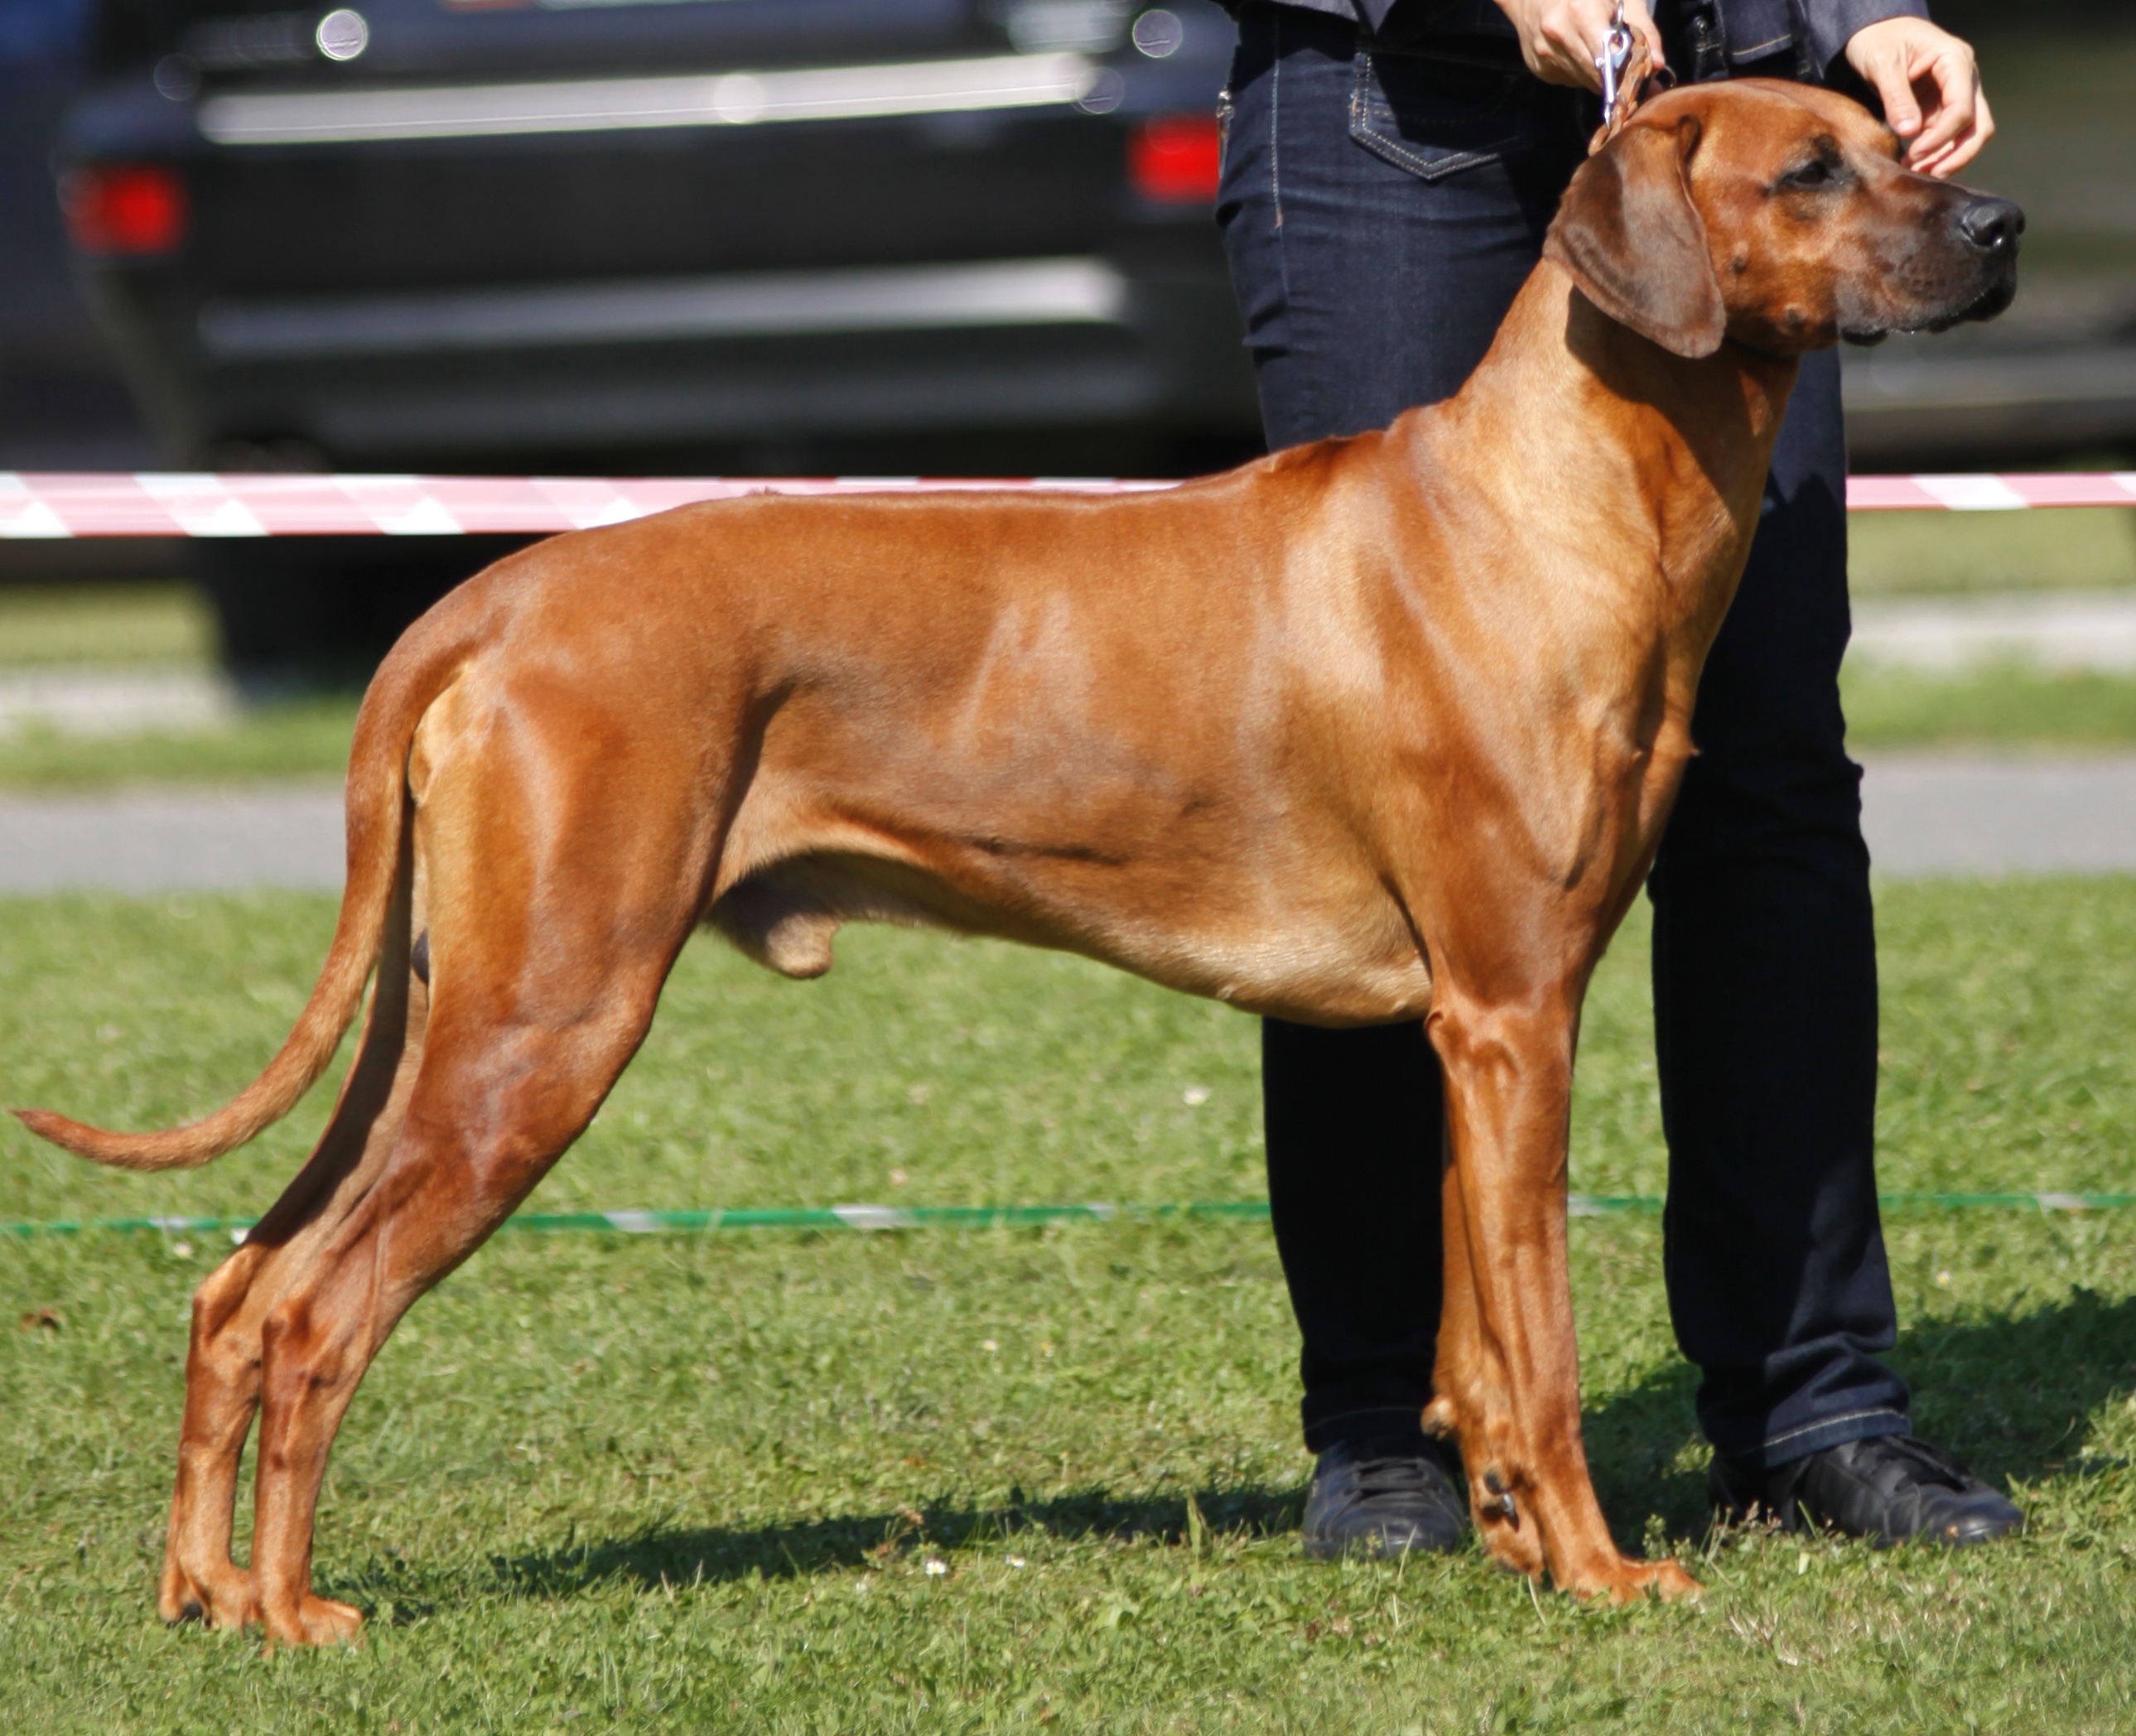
left=1957, top=196, right=2025, bottom=256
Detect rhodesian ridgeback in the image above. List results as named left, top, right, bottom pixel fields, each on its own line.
left=21, top=77, right=2019, bottom=1642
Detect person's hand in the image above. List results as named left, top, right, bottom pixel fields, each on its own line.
left=1843, top=17, right=1993, bottom=177
left=1492, top=0, right=1664, bottom=93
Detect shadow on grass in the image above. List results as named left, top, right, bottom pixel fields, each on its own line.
left=1583, top=1284, right=2136, bottom=1544
left=488, top=1483, right=1309, bottom=1598
left=409, top=1287, right=2136, bottom=1609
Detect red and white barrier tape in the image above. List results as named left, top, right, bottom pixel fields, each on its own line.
left=0, top=474, right=1176, bottom=539
left=1846, top=473, right=2136, bottom=511
left=2, top=470, right=2132, bottom=538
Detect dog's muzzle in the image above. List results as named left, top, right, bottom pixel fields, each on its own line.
left=1845, top=191, right=2024, bottom=345
left=1957, top=195, right=2025, bottom=260
left=1941, top=194, right=2024, bottom=327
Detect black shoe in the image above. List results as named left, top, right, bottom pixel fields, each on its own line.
left=1710, top=1433, right=2025, bottom=1548
left=1301, top=1434, right=1469, bottom=1560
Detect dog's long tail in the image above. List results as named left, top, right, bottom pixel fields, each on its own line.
left=12, top=605, right=476, bottom=1172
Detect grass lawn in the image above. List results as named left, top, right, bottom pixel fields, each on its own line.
left=0, top=581, right=364, bottom=787
left=1840, top=661, right=2136, bottom=750
left=1847, top=509, right=2136, bottom=598
left=3, top=880, right=2135, bottom=1731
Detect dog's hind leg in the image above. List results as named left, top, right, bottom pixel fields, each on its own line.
left=158, top=833, right=427, bottom=1630
left=241, top=699, right=720, bottom=1645
left=244, top=936, right=682, bottom=1643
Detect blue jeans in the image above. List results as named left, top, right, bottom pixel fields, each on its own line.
left=1219, top=2, right=1909, bottom=1468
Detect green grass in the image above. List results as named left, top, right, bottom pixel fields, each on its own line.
left=1842, top=659, right=2136, bottom=749
left=0, top=583, right=218, bottom=668
left=4, top=882, right=2136, bottom=1729
left=0, top=581, right=364, bottom=786
left=1834, top=511, right=2136, bottom=747
left=1849, top=509, right=2136, bottom=599
left=0, top=699, right=360, bottom=788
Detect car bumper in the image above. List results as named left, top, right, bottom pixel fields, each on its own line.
left=91, top=253, right=1257, bottom=465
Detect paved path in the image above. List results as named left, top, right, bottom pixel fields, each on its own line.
left=1849, top=591, right=2136, bottom=673
left=0, top=757, right=2132, bottom=893
left=0, top=785, right=345, bottom=893
left=0, top=667, right=239, bottom=737
left=1859, top=752, right=2136, bottom=877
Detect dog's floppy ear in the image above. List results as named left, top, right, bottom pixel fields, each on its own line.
left=1544, top=116, right=1726, bottom=359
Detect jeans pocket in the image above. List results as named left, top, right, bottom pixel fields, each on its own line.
left=1348, top=46, right=1536, bottom=182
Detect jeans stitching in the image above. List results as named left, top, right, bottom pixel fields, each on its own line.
left=1269, top=6, right=1283, bottom=232
left=1758, top=1405, right=1907, bottom=1452
left=1348, top=48, right=1526, bottom=183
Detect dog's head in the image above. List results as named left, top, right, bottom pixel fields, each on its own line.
left=1543, top=79, right=2021, bottom=359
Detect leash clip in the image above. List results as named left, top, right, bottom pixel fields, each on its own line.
left=1597, top=0, right=1636, bottom=129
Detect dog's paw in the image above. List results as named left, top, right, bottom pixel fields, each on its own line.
left=160, top=1558, right=258, bottom=1631
left=263, top=1594, right=364, bottom=1649
left=1591, top=1555, right=1703, bottom=1604
left=1643, top=1557, right=1704, bottom=1602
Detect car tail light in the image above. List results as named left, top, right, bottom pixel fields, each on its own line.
left=1130, top=115, right=1221, bottom=204
left=60, top=164, right=190, bottom=255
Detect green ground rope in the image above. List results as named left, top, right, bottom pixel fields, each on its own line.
left=4, top=1193, right=2134, bottom=1241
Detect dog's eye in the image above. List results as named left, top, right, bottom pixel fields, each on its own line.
left=1780, top=159, right=1842, bottom=192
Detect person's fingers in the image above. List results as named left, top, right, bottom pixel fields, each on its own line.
left=1537, top=18, right=1592, bottom=85
left=1936, top=88, right=1994, bottom=176
left=1622, top=0, right=1666, bottom=71
left=1902, top=46, right=1979, bottom=165
left=1864, top=48, right=1923, bottom=141
left=1521, top=0, right=1623, bottom=89
left=1909, top=135, right=1952, bottom=174
left=1913, top=87, right=1992, bottom=179
left=1842, top=19, right=1996, bottom=176
left=1543, top=1, right=1608, bottom=87
left=1521, top=4, right=1589, bottom=85
left=1503, top=0, right=1666, bottom=93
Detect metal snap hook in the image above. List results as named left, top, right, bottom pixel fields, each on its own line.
left=1597, top=1, right=1637, bottom=128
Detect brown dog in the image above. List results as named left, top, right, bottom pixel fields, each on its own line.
left=20, top=79, right=2018, bottom=1642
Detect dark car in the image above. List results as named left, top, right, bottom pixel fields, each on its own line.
left=58, top=0, right=1254, bottom=475
left=55, top=0, right=1258, bottom=657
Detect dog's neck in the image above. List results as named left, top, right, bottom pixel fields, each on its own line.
left=1410, top=260, right=1801, bottom=653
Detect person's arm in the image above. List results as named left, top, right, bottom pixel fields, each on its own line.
left=1835, top=12, right=1993, bottom=176
left=1492, top=0, right=1665, bottom=91
left=1494, top=1, right=1990, bottom=178
left=1793, top=0, right=1923, bottom=80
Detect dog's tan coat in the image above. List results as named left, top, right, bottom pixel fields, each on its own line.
left=19, top=80, right=2017, bottom=1641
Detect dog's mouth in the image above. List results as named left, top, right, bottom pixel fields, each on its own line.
left=1917, top=267, right=2020, bottom=332
left=1842, top=260, right=2019, bottom=347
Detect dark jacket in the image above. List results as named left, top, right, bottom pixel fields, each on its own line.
left=1233, top=0, right=1931, bottom=81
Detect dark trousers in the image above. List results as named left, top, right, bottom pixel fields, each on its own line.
left=1217, top=4, right=1909, bottom=1468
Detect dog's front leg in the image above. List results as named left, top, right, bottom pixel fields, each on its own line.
left=1427, top=985, right=1699, bottom=1602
